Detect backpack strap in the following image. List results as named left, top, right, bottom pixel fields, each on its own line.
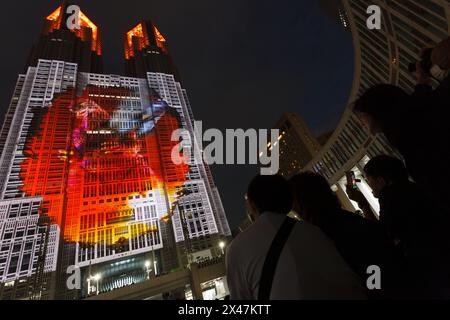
left=258, top=217, right=296, bottom=300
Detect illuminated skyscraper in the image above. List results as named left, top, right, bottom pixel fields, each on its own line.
left=124, top=22, right=231, bottom=253
left=0, top=4, right=230, bottom=300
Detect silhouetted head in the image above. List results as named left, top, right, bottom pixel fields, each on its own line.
left=289, top=172, right=340, bottom=223
left=245, top=174, right=293, bottom=222
left=364, top=155, right=409, bottom=198
left=353, top=84, right=410, bottom=135
left=431, top=37, right=450, bottom=70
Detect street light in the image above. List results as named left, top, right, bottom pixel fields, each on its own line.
left=145, top=260, right=152, bottom=279
left=93, top=274, right=101, bottom=295
left=219, top=241, right=226, bottom=255
left=88, top=273, right=101, bottom=295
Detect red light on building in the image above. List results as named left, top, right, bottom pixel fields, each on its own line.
left=20, top=86, right=189, bottom=245
left=44, top=5, right=101, bottom=55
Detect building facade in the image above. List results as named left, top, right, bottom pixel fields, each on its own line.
left=272, top=113, right=322, bottom=177
left=304, top=0, right=450, bottom=215
left=0, top=4, right=230, bottom=299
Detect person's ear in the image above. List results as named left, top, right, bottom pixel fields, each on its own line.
left=292, top=199, right=304, bottom=219
left=246, top=198, right=259, bottom=221
left=378, top=176, right=388, bottom=188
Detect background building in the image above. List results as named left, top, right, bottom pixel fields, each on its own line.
left=272, top=112, right=322, bottom=177
left=303, top=0, right=450, bottom=215
left=0, top=3, right=230, bottom=300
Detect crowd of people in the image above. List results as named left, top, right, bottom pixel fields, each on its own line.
left=225, top=37, right=450, bottom=300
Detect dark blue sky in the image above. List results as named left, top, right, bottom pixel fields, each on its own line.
left=0, top=0, right=354, bottom=230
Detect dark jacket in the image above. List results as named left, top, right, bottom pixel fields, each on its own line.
left=316, top=210, right=398, bottom=299
left=378, top=181, right=450, bottom=298
left=382, top=75, right=450, bottom=216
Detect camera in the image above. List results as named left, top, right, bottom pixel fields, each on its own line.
left=408, top=48, right=433, bottom=73
left=346, top=171, right=358, bottom=190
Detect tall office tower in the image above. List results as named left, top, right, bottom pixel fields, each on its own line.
left=125, top=22, right=231, bottom=265
left=272, top=113, right=321, bottom=178
left=303, top=0, right=450, bottom=215
left=125, top=21, right=180, bottom=81
left=28, top=4, right=102, bottom=73
left=0, top=4, right=230, bottom=300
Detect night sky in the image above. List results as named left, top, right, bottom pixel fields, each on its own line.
left=0, top=0, right=354, bottom=230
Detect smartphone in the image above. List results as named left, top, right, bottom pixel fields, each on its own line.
left=346, top=171, right=358, bottom=189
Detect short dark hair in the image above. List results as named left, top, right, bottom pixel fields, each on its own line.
left=289, top=172, right=340, bottom=220
left=353, top=84, right=409, bottom=125
left=364, top=155, right=409, bottom=183
left=247, top=174, right=293, bottom=214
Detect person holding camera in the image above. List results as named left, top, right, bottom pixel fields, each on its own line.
left=352, top=37, right=450, bottom=217
left=346, top=155, right=450, bottom=299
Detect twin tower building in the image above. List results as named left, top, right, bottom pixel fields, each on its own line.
left=0, top=3, right=230, bottom=299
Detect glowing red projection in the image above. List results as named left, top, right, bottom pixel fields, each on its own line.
left=20, top=86, right=189, bottom=245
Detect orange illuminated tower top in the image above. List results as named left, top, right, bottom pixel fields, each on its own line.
left=28, top=3, right=102, bottom=73
left=124, top=21, right=180, bottom=81
left=44, top=4, right=101, bottom=55
left=125, top=22, right=167, bottom=59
